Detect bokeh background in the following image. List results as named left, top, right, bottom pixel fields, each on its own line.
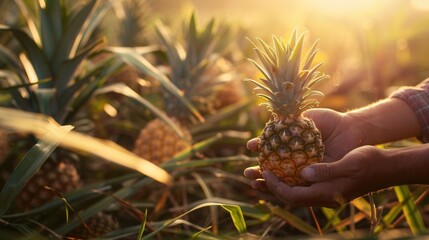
left=149, top=0, right=429, bottom=110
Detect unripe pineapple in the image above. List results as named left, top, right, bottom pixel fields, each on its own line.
left=68, top=212, right=119, bottom=239
left=15, top=154, right=81, bottom=211
left=247, top=30, right=329, bottom=186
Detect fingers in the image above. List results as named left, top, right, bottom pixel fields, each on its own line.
left=262, top=170, right=344, bottom=208
left=244, top=166, right=269, bottom=191
left=243, top=166, right=262, bottom=179
left=246, top=138, right=260, bottom=152
left=301, top=162, right=348, bottom=182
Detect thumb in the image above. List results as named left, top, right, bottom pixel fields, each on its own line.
left=301, top=162, right=343, bottom=182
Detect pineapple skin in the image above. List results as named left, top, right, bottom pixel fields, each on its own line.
left=133, top=118, right=192, bottom=164
left=15, top=159, right=81, bottom=211
left=258, top=115, right=324, bottom=186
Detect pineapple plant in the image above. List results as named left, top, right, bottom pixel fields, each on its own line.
left=132, top=13, right=229, bottom=164
left=0, top=0, right=115, bottom=211
left=247, top=30, right=329, bottom=186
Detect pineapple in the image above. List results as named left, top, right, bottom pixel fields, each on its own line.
left=15, top=153, right=81, bottom=211
left=0, top=0, right=114, bottom=211
left=68, top=212, right=119, bottom=239
left=247, top=30, right=329, bottom=186
left=133, top=118, right=192, bottom=164
left=133, top=13, right=227, bottom=163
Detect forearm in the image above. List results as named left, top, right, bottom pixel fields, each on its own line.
left=378, top=144, right=429, bottom=186
left=345, top=98, right=421, bottom=146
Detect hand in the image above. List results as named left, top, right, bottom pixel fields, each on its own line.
left=244, top=108, right=364, bottom=191
left=262, top=145, right=383, bottom=208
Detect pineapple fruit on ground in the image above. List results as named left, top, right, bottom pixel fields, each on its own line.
left=247, top=30, right=329, bottom=186
left=15, top=153, right=81, bottom=211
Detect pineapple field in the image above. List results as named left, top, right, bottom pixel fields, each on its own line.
left=1, top=0, right=429, bottom=239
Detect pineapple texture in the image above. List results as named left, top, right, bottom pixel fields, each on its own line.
left=259, top=116, right=324, bottom=186
left=133, top=118, right=192, bottom=164
left=15, top=159, right=81, bottom=211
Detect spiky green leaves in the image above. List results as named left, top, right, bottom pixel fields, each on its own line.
left=246, top=30, right=329, bottom=117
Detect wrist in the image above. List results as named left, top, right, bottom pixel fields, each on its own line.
left=379, top=144, right=429, bottom=186
left=344, top=99, right=421, bottom=145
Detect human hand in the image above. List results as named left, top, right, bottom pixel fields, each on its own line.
left=244, top=108, right=363, bottom=191
left=262, top=145, right=383, bottom=208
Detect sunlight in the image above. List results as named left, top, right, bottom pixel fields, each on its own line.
left=303, top=0, right=379, bottom=14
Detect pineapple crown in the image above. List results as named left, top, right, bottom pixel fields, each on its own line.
left=246, top=29, right=329, bottom=117
left=0, top=0, right=116, bottom=124
left=154, top=12, right=230, bottom=122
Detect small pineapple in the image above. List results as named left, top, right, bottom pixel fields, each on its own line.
left=133, top=13, right=227, bottom=164
left=247, top=30, right=329, bottom=186
left=15, top=154, right=81, bottom=211
left=68, top=212, right=119, bottom=239
left=133, top=118, right=192, bottom=165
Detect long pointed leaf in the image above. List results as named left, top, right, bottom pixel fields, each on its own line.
left=96, top=83, right=188, bottom=140
left=0, top=25, right=51, bottom=82
left=394, top=185, right=427, bottom=234
left=0, top=124, right=73, bottom=216
left=108, top=47, right=205, bottom=122
left=52, top=0, right=99, bottom=70
left=0, top=107, right=172, bottom=185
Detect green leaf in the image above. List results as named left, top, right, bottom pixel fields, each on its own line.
left=38, top=0, right=60, bottom=60
left=142, top=202, right=247, bottom=239
left=96, top=83, right=188, bottom=141
left=52, top=0, right=99, bottom=71
left=221, top=205, right=247, bottom=234
left=108, top=47, right=205, bottom=123
left=394, top=185, right=427, bottom=234
left=137, top=209, right=148, bottom=240
left=0, top=107, right=172, bottom=184
left=0, top=124, right=73, bottom=216
left=268, top=204, right=319, bottom=235
left=55, top=36, right=105, bottom=92
left=0, top=25, right=51, bottom=82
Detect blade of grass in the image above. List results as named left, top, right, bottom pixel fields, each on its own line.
left=96, top=83, right=188, bottom=141
left=142, top=203, right=247, bottom=239
left=0, top=124, right=73, bottom=216
left=266, top=204, right=319, bottom=235
left=394, top=185, right=427, bottom=235
left=137, top=209, right=148, bottom=240
left=0, top=107, right=171, bottom=184
left=321, top=207, right=346, bottom=232
left=107, top=46, right=205, bottom=123
left=221, top=205, right=247, bottom=234
left=192, top=173, right=218, bottom=234
left=375, top=186, right=429, bottom=234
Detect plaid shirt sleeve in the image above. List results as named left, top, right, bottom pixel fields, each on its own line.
left=390, top=78, right=429, bottom=142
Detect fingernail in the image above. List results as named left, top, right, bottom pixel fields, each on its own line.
left=301, top=167, right=315, bottom=180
